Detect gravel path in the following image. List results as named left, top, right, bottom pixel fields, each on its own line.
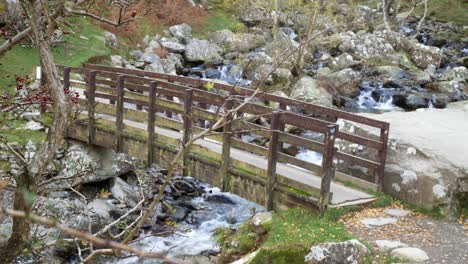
left=342, top=206, right=468, bottom=263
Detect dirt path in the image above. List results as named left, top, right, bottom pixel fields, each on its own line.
left=342, top=205, right=468, bottom=263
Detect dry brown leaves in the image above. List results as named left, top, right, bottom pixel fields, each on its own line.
left=340, top=203, right=439, bottom=247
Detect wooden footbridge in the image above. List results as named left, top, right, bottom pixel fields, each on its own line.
left=57, top=64, right=390, bottom=213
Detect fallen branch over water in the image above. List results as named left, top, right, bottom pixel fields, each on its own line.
left=0, top=207, right=179, bottom=264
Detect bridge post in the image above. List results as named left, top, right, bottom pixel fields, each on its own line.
left=147, top=81, right=158, bottom=165
left=376, top=123, right=390, bottom=191
left=115, top=75, right=126, bottom=152
left=182, top=89, right=194, bottom=176
left=87, top=71, right=97, bottom=145
left=266, top=111, right=281, bottom=211
left=277, top=103, right=287, bottom=152
left=319, top=124, right=338, bottom=215
left=220, top=99, right=234, bottom=192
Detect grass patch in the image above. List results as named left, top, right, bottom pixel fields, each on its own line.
left=414, top=0, right=468, bottom=25
left=0, top=119, right=46, bottom=146
left=216, top=208, right=356, bottom=264
left=192, top=9, right=245, bottom=38
left=0, top=16, right=111, bottom=92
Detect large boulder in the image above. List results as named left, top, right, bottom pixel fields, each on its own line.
left=329, top=53, right=358, bottom=72
left=240, top=7, right=270, bottom=26
left=439, top=66, right=468, bottom=81
left=336, top=31, right=412, bottom=68
left=320, top=68, right=361, bottom=98
left=305, top=239, right=369, bottom=264
left=110, top=177, right=140, bottom=207
left=211, top=30, right=265, bottom=53
left=168, top=23, right=192, bottom=43
left=290, top=76, right=334, bottom=107
left=184, top=38, right=223, bottom=62
left=45, top=141, right=135, bottom=189
left=337, top=102, right=468, bottom=215
left=160, top=41, right=185, bottom=53
left=406, top=42, right=444, bottom=69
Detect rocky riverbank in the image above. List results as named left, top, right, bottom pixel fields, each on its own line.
left=108, top=1, right=467, bottom=113
left=0, top=140, right=263, bottom=263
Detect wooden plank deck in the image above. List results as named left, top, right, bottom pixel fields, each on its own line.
left=91, top=112, right=375, bottom=206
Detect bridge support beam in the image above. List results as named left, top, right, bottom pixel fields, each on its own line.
left=376, top=123, right=390, bottom=191
left=319, top=124, right=338, bottom=215
left=182, top=89, right=194, bottom=176
left=115, top=75, right=126, bottom=152
left=266, top=111, right=281, bottom=211
left=147, top=81, right=158, bottom=165
left=87, top=71, right=97, bottom=145
left=220, top=99, right=234, bottom=192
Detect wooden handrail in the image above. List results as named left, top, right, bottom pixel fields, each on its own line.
left=60, top=64, right=390, bottom=196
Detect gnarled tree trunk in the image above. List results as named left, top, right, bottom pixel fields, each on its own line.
left=0, top=0, right=70, bottom=261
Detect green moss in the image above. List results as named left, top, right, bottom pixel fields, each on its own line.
left=252, top=246, right=309, bottom=264
left=0, top=161, right=11, bottom=172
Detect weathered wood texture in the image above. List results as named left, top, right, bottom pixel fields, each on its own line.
left=58, top=65, right=390, bottom=211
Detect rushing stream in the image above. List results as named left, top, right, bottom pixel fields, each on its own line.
left=106, top=185, right=264, bottom=263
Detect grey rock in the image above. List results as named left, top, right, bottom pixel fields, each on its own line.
left=129, top=50, right=143, bottom=61
left=209, top=29, right=235, bottom=47
left=405, top=94, right=428, bottom=110
left=104, top=31, right=119, bottom=48
left=185, top=39, right=223, bottom=62
left=360, top=217, right=398, bottom=228
left=169, top=23, right=192, bottom=42
left=384, top=208, right=410, bottom=217
left=205, top=194, right=235, bottom=204
left=290, top=76, right=333, bottom=107
left=407, top=42, right=444, bottom=69
left=440, top=66, right=468, bottom=81
left=110, top=177, right=140, bottom=207
left=337, top=31, right=411, bottom=67
left=0, top=223, right=12, bottom=245
left=160, top=41, right=186, bottom=53
left=145, top=40, right=162, bottom=54
left=390, top=247, right=430, bottom=262
left=87, top=199, right=120, bottom=222
left=110, top=55, right=123, bottom=67
left=251, top=211, right=273, bottom=226
left=329, top=53, right=357, bottom=72
left=145, top=61, right=165, bottom=73
left=140, top=53, right=161, bottom=64
left=48, top=141, right=135, bottom=189
left=305, top=239, right=369, bottom=264
left=375, top=240, right=407, bottom=252
left=240, top=7, right=270, bottom=26
left=24, top=120, right=44, bottom=131
left=326, top=68, right=362, bottom=97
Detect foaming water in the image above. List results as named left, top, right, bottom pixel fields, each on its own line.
left=107, top=186, right=264, bottom=263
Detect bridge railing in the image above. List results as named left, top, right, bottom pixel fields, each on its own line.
left=78, top=64, right=389, bottom=191
left=57, top=65, right=388, bottom=210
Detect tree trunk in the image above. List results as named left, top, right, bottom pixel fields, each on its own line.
left=0, top=0, right=70, bottom=261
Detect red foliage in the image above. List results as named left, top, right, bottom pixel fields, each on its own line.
left=94, top=0, right=207, bottom=44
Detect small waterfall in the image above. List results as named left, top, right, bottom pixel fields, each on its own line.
left=355, top=82, right=396, bottom=110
